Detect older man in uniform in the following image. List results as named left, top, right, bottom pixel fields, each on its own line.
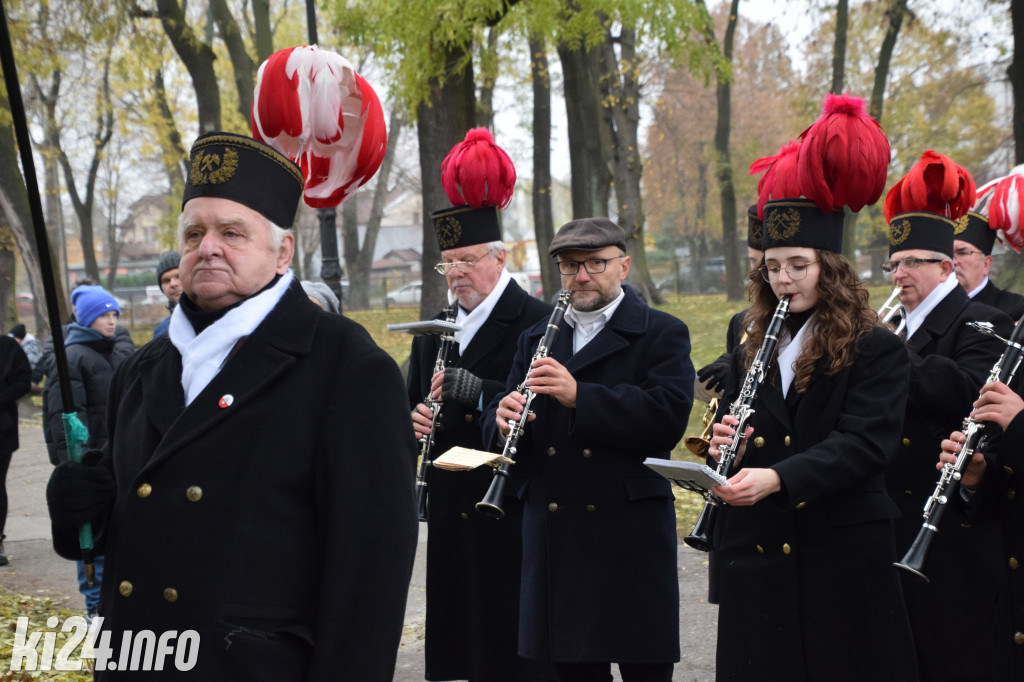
left=47, top=132, right=418, bottom=680
left=953, top=210, right=1024, bottom=322
left=885, top=202, right=1013, bottom=681
left=410, top=190, right=552, bottom=682
left=486, top=218, right=694, bottom=682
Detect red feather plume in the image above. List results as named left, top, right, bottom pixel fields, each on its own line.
left=977, top=165, right=1024, bottom=253
left=440, top=128, right=516, bottom=209
left=796, top=93, right=890, bottom=213
left=750, top=141, right=801, bottom=219
left=883, top=150, right=976, bottom=223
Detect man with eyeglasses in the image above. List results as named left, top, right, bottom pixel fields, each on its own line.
left=952, top=211, right=1024, bottom=322
left=408, top=200, right=553, bottom=682
left=484, top=218, right=694, bottom=682
left=883, top=168, right=1014, bottom=680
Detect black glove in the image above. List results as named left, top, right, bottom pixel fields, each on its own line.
left=441, top=367, right=483, bottom=407
left=46, top=449, right=115, bottom=529
left=696, top=356, right=732, bottom=395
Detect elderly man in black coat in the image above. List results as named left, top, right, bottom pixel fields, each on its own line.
left=409, top=181, right=553, bottom=682
left=486, top=218, right=694, bottom=682
left=884, top=208, right=1013, bottom=681
left=47, top=132, right=418, bottom=680
left=953, top=211, right=1024, bottom=322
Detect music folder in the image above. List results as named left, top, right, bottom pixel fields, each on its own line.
left=644, top=458, right=729, bottom=495
left=432, top=446, right=514, bottom=471
left=386, top=320, right=462, bottom=336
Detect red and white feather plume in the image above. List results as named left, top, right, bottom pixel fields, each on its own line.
left=883, top=150, right=976, bottom=223
left=797, top=93, right=890, bottom=213
left=440, top=128, right=516, bottom=209
left=750, top=141, right=801, bottom=219
left=977, top=165, right=1024, bottom=253
left=252, top=45, right=386, bottom=208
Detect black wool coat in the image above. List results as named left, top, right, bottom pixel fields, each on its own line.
left=887, top=285, right=1013, bottom=680
left=53, top=281, right=419, bottom=681
left=714, top=325, right=917, bottom=682
left=973, top=279, right=1024, bottom=324
left=483, top=286, right=695, bottom=664
left=0, top=335, right=30, bottom=453
left=407, top=278, right=553, bottom=682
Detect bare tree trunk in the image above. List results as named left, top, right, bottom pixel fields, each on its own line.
left=152, top=0, right=222, bottom=133
left=596, top=21, right=661, bottom=304
left=831, top=0, right=848, bottom=95
left=0, top=218, right=15, bottom=333
left=210, top=0, right=256, bottom=123
left=416, top=51, right=477, bottom=317
left=344, top=112, right=404, bottom=310
left=152, top=68, right=190, bottom=189
left=557, top=41, right=612, bottom=218
left=869, top=0, right=908, bottom=123
left=1011, top=0, right=1024, bottom=164
left=252, top=0, right=273, bottom=62
left=530, top=33, right=557, bottom=299
left=476, top=26, right=500, bottom=131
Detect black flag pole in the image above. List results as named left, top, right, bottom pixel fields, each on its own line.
left=0, top=0, right=96, bottom=584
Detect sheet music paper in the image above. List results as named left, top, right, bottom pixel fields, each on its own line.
left=644, top=458, right=729, bottom=495
left=433, top=446, right=514, bottom=471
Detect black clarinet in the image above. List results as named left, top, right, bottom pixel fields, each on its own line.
left=477, top=290, right=572, bottom=519
left=895, top=317, right=1024, bottom=580
left=684, top=295, right=792, bottom=551
left=416, top=302, right=459, bottom=522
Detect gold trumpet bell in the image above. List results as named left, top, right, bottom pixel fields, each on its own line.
left=684, top=397, right=718, bottom=457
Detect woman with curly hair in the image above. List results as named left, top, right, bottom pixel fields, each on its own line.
left=706, top=197, right=918, bottom=680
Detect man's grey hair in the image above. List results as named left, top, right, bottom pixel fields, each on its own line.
left=177, top=212, right=289, bottom=252
left=486, top=240, right=506, bottom=259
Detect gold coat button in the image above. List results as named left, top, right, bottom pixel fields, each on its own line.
left=1005, top=466, right=1016, bottom=476
left=548, top=503, right=558, bottom=512
left=464, top=414, right=474, bottom=423
left=1015, top=632, right=1024, bottom=646
left=784, top=435, right=791, bottom=446
left=547, top=447, right=556, bottom=457
left=754, top=437, right=765, bottom=448
left=756, top=545, right=764, bottom=554
left=904, top=490, right=913, bottom=496
left=460, top=512, right=469, bottom=520
left=795, top=502, right=807, bottom=510
left=136, top=483, right=152, bottom=498
left=163, top=588, right=178, bottom=603
left=1008, top=488, right=1017, bottom=500
left=186, top=486, right=203, bottom=502
left=119, top=581, right=133, bottom=597
left=782, top=543, right=792, bottom=555
left=586, top=504, right=596, bottom=512
left=582, top=448, right=592, bottom=459
left=902, top=437, right=911, bottom=446
left=1011, top=558, right=1020, bottom=570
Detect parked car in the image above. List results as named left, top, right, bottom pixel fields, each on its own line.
left=386, top=280, right=422, bottom=305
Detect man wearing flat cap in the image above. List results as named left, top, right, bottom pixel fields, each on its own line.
left=47, top=132, right=418, bottom=680
left=484, top=217, right=695, bottom=682
left=953, top=211, right=1024, bottom=322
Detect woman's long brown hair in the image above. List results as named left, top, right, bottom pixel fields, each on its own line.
left=743, top=250, right=879, bottom=393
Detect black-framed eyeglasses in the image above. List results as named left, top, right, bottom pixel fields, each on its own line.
left=556, top=255, right=626, bottom=276
left=759, top=261, right=817, bottom=283
left=953, top=248, right=984, bottom=260
left=434, top=254, right=490, bottom=275
left=880, top=258, right=943, bottom=274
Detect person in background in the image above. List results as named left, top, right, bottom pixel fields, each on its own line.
left=9, top=324, right=41, bottom=375
left=152, top=250, right=181, bottom=338
left=42, top=285, right=134, bottom=619
left=301, top=280, right=340, bottom=313
left=0, top=331, right=31, bottom=566
left=951, top=209, right=1024, bottom=322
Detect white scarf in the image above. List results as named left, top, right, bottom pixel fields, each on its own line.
left=169, top=270, right=294, bottom=406
left=449, top=268, right=512, bottom=356
left=776, top=314, right=815, bottom=399
left=905, top=273, right=958, bottom=341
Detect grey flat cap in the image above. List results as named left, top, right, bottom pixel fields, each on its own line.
left=548, top=217, right=627, bottom=256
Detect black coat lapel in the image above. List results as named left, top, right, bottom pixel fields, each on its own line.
left=564, top=287, right=646, bottom=373
left=906, top=287, right=968, bottom=355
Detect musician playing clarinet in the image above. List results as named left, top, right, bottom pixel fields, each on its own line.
left=408, top=129, right=553, bottom=682
left=707, top=96, right=917, bottom=681
left=881, top=151, right=1013, bottom=682
left=484, top=217, right=694, bottom=682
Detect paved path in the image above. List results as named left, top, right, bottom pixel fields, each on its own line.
left=3, top=421, right=718, bottom=681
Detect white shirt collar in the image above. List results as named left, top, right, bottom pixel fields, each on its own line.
left=906, top=273, right=959, bottom=340
left=966, top=276, right=989, bottom=299
left=564, top=289, right=626, bottom=353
